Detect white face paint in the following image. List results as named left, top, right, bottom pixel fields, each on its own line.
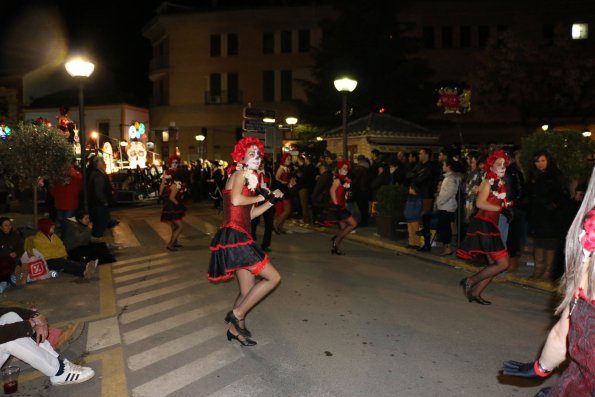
left=338, top=165, right=349, bottom=176
left=491, top=158, right=506, bottom=178
left=245, top=145, right=261, bottom=170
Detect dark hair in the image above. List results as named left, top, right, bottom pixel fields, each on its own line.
left=420, top=148, right=432, bottom=157
left=371, top=149, right=380, bottom=156
left=75, top=211, right=89, bottom=222
left=0, top=217, right=10, bottom=225
left=409, top=151, right=419, bottom=162
left=445, top=158, right=464, bottom=173
left=576, top=183, right=587, bottom=193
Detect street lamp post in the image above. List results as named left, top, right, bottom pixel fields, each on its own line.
left=65, top=58, right=95, bottom=210
left=195, top=134, right=205, bottom=159
left=334, top=77, right=357, bottom=160
left=285, top=116, right=298, bottom=139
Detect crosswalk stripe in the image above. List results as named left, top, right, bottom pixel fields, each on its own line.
left=184, top=214, right=219, bottom=235
left=131, top=346, right=243, bottom=397
left=127, top=324, right=221, bottom=371
left=112, top=258, right=171, bottom=275
left=113, top=264, right=182, bottom=284
left=115, top=273, right=182, bottom=294
left=123, top=302, right=228, bottom=345
left=119, top=293, right=201, bottom=325
left=147, top=220, right=173, bottom=243
left=112, top=252, right=169, bottom=267
left=112, top=220, right=141, bottom=248
left=117, top=279, right=204, bottom=307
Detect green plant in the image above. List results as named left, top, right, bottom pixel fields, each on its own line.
left=376, top=184, right=408, bottom=218
left=520, top=131, right=594, bottom=179
left=0, top=121, right=74, bottom=222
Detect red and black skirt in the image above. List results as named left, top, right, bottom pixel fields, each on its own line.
left=208, top=223, right=268, bottom=281
left=160, top=199, right=186, bottom=222
left=316, top=203, right=353, bottom=227
left=456, top=214, right=507, bottom=261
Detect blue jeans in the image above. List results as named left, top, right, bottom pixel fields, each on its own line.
left=90, top=206, right=110, bottom=238
left=499, top=214, right=509, bottom=246
left=55, top=209, right=76, bottom=234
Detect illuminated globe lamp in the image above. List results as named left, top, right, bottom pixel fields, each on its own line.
left=65, top=57, right=95, bottom=210
left=333, top=76, right=358, bottom=159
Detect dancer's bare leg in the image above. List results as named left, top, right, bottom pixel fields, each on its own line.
left=232, top=264, right=281, bottom=321
left=468, top=256, right=509, bottom=297
left=233, top=274, right=255, bottom=332
left=334, top=217, right=357, bottom=248
left=275, top=201, right=292, bottom=231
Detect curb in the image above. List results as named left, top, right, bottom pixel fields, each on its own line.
left=305, top=224, right=557, bottom=293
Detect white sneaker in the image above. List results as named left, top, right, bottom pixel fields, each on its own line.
left=50, top=359, right=95, bottom=385
left=83, top=259, right=98, bottom=280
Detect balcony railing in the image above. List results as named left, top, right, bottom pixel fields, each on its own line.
left=204, top=90, right=243, bottom=105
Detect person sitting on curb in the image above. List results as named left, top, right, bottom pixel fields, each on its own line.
left=0, top=306, right=95, bottom=385
left=30, top=219, right=97, bottom=280
left=0, top=217, right=26, bottom=287
left=63, top=211, right=116, bottom=265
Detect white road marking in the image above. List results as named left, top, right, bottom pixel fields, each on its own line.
left=123, top=302, right=228, bottom=345
left=115, top=273, right=182, bottom=294
left=119, top=294, right=199, bottom=325
left=112, top=221, right=141, bottom=248
left=113, top=264, right=181, bottom=283
left=127, top=324, right=221, bottom=371
left=112, top=258, right=171, bottom=275
left=112, top=252, right=168, bottom=267
left=131, top=347, right=243, bottom=397
left=86, top=317, right=121, bottom=352
left=117, top=279, right=204, bottom=307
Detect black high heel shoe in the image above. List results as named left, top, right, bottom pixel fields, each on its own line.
left=224, top=311, right=250, bottom=337
left=331, top=246, right=345, bottom=255
left=469, top=295, right=492, bottom=306
left=459, top=278, right=472, bottom=300
left=468, top=295, right=492, bottom=305
left=226, top=330, right=256, bottom=346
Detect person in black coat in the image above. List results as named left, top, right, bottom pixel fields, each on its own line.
left=525, top=151, right=568, bottom=280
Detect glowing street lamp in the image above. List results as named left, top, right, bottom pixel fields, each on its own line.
left=334, top=77, right=357, bottom=159
left=65, top=57, right=95, bottom=210
left=195, top=134, right=206, bottom=158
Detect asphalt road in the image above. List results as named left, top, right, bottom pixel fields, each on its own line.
left=9, top=203, right=559, bottom=396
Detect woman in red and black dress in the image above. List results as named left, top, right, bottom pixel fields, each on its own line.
left=273, top=153, right=295, bottom=234
left=208, top=137, right=283, bottom=346
left=456, top=151, right=512, bottom=304
left=317, top=160, right=358, bottom=255
left=161, top=170, right=187, bottom=251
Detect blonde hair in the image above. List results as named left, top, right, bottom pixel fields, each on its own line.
left=557, top=166, right=595, bottom=314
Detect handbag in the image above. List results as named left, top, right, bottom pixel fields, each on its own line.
left=20, top=249, right=51, bottom=282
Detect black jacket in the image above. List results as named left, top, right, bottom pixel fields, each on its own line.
left=88, top=169, right=114, bottom=208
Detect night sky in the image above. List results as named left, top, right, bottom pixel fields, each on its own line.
left=0, top=0, right=162, bottom=105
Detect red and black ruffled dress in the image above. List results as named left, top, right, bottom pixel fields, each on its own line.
left=547, top=289, right=595, bottom=397
left=456, top=177, right=508, bottom=261
left=207, top=185, right=268, bottom=281
left=160, top=180, right=187, bottom=222
left=316, top=175, right=353, bottom=227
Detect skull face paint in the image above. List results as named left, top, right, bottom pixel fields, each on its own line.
left=245, top=145, right=262, bottom=170
left=491, top=158, right=506, bottom=178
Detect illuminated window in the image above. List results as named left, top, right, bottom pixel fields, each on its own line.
left=572, top=23, right=588, bottom=39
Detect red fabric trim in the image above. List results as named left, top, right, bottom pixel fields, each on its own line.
left=456, top=248, right=508, bottom=261
left=318, top=215, right=354, bottom=227
left=466, top=231, right=501, bottom=237
left=219, top=223, right=249, bottom=235
left=576, top=288, right=595, bottom=304
left=209, top=239, right=254, bottom=251
left=207, top=254, right=269, bottom=281
left=533, top=361, right=552, bottom=378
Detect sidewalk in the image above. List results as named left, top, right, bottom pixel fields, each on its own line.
left=297, top=220, right=557, bottom=294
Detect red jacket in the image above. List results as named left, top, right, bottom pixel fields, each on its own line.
left=50, top=167, right=83, bottom=210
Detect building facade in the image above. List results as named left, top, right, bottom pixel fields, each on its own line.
left=143, top=4, right=335, bottom=162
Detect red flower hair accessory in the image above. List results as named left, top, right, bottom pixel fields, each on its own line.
left=483, top=150, right=510, bottom=173
left=581, top=210, right=595, bottom=252
left=280, top=152, right=292, bottom=164
left=231, top=137, right=264, bottom=163
left=337, top=159, right=352, bottom=171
